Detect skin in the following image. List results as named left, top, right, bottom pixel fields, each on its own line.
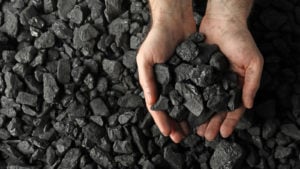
left=137, top=0, right=264, bottom=143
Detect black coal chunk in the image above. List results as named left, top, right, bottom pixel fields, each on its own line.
left=281, top=123, right=300, bottom=140
left=57, top=59, right=71, bottom=84
left=176, top=40, right=199, bottom=62
left=82, top=122, right=105, bottom=144
left=16, top=91, right=38, bottom=107
left=210, top=140, right=244, bottom=169
left=34, top=31, right=55, bottom=49
left=131, top=126, right=147, bottom=155
left=113, top=139, right=133, bottom=154
left=114, top=154, right=135, bottom=167
left=15, top=46, right=37, bottom=64
left=57, top=148, right=81, bottom=169
left=43, top=73, right=59, bottom=103
left=89, top=97, right=110, bottom=116
left=118, top=93, right=144, bottom=108
left=163, top=145, right=183, bottom=169
left=89, top=147, right=114, bottom=169
left=78, top=24, right=99, bottom=42
left=154, top=64, right=170, bottom=85
left=65, top=101, right=87, bottom=119
left=51, top=21, right=73, bottom=39
left=57, top=0, right=76, bottom=20
left=104, top=0, right=123, bottom=22
left=151, top=95, right=169, bottom=111
left=0, top=10, right=18, bottom=37
left=102, top=59, right=124, bottom=79
left=189, top=65, right=217, bottom=87
left=4, top=72, right=23, bottom=98
left=209, top=52, right=229, bottom=71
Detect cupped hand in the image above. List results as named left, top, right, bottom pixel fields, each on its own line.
left=197, top=15, right=264, bottom=141
left=136, top=2, right=196, bottom=143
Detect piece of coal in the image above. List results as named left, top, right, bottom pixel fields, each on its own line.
left=89, top=97, right=110, bottom=116
left=0, top=10, right=18, bottom=37
left=189, top=65, right=217, bottom=87
left=57, top=0, right=76, bottom=20
left=169, top=105, right=188, bottom=121
left=131, top=126, right=147, bottom=155
left=16, top=91, right=38, bottom=107
left=151, top=95, right=169, bottom=111
left=113, top=140, right=133, bottom=154
left=154, top=64, right=170, bottom=85
left=118, top=111, right=134, bottom=124
left=57, top=59, right=71, bottom=84
left=15, top=46, right=37, bottom=64
left=89, top=147, right=114, bottom=169
left=67, top=5, right=84, bottom=25
left=79, top=24, right=99, bottom=42
left=281, top=123, right=300, bottom=140
left=176, top=40, right=199, bottom=62
left=46, top=146, right=56, bottom=165
left=102, top=59, right=124, bottom=79
left=17, top=141, right=35, bottom=155
left=209, top=52, right=229, bottom=71
left=55, top=137, right=72, bottom=154
left=4, top=72, right=24, bottom=98
left=7, top=118, right=22, bottom=137
left=0, top=128, right=11, bottom=140
left=210, top=140, right=244, bottom=169
left=82, top=122, right=105, bottom=144
left=114, top=154, right=135, bottom=167
left=65, top=101, right=87, bottom=119
left=274, top=146, right=292, bottom=159
left=34, top=31, right=55, bottom=49
left=57, top=148, right=81, bottom=169
left=43, top=73, right=59, bottom=103
left=169, top=90, right=183, bottom=106
left=117, top=93, right=144, bottom=108
left=104, top=0, right=123, bottom=22
left=163, top=145, right=183, bottom=169
left=51, top=21, right=73, bottom=39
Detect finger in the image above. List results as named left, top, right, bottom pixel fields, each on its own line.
left=196, top=122, right=208, bottom=137
left=243, top=57, right=264, bottom=109
left=220, top=106, right=245, bottom=138
left=169, top=120, right=185, bottom=143
left=137, top=54, right=171, bottom=136
left=205, top=112, right=226, bottom=141
left=179, top=121, right=190, bottom=136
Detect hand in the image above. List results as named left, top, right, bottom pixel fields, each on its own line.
left=197, top=1, right=264, bottom=141
left=137, top=0, right=196, bottom=143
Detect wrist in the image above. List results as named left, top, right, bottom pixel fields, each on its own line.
left=149, top=0, right=194, bottom=27
left=205, top=0, right=253, bottom=26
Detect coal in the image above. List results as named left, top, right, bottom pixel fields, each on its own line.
left=57, top=0, right=76, bottom=20
left=89, top=147, right=114, bottom=169
left=43, top=73, right=59, bottom=103
left=58, top=148, right=82, bottom=169
left=57, top=59, right=71, bottom=84
left=163, top=145, right=183, bottom=169
left=34, top=31, right=55, bottom=49
left=113, top=139, right=133, bottom=154
left=102, top=59, right=124, bottom=79
left=281, top=123, right=300, bottom=140
left=210, top=140, right=244, bottom=169
left=16, top=92, right=38, bottom=107
left=151, top=95, right=169, bottom=111
left=89, top=97, right=110, bottom=116
left=176, top=40, right=199, bottom=62
left=15, top=46, right=37, bottom=64
left=0, top=0, right=298, bottom=168
left=0, top=10, right=18, bottom=37
left=117, top=93, right=144, bottom=108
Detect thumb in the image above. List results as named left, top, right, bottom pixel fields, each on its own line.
left=242, top=57, right=264, bottom=109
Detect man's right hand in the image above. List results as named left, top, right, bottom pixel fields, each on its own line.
left=136, top=0, right=196, bottom=143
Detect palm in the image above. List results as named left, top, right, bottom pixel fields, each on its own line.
left=196, top=16, right=264, bottom=140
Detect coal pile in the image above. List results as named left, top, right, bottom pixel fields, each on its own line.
left=152, top=32, right=242, bottom=129
left=0, top=0, right=300, bottom=169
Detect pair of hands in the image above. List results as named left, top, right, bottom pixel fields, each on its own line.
left=137, top=0, right=264, bottom=143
